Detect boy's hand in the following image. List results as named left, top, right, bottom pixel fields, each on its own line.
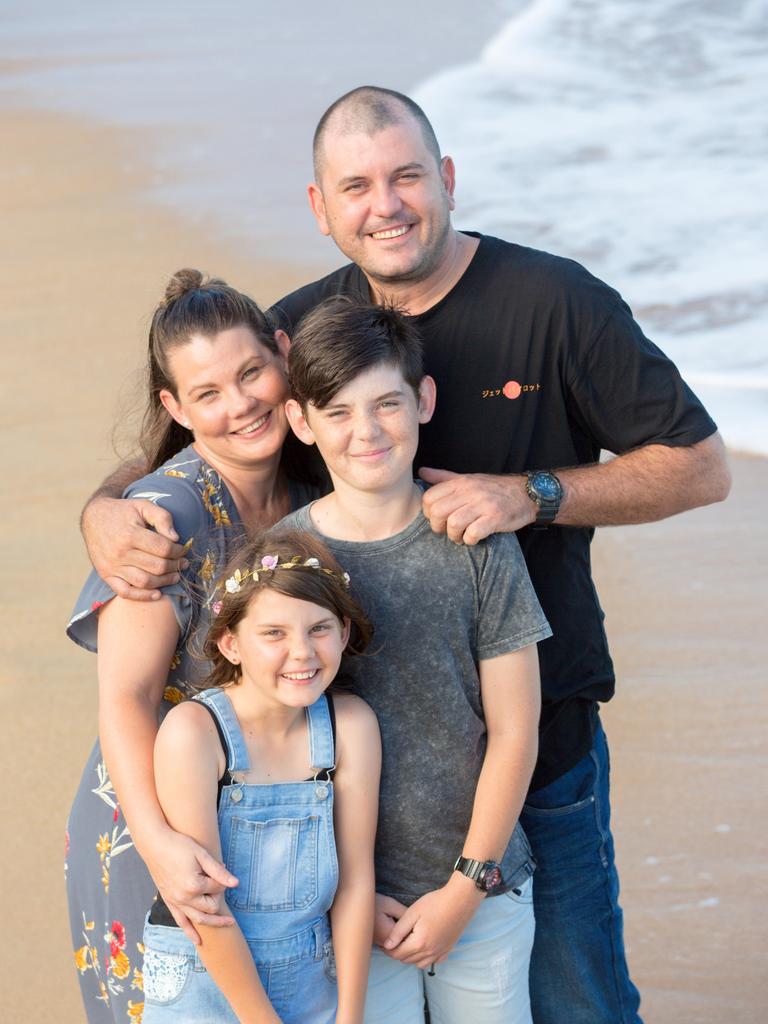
left=380, top=876, right=483, bottom=969
left=418, top=468, right=535, bottom=545
left=373, top=893, right=407, bottom=947
left=82, top=496, right=186, bottom=600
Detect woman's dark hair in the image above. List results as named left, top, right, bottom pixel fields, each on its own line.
left=139, top=269, right=279, bottom=471
left=288, top=296, right=424, bottom=409
left=201, top=527, right=373, bottom=691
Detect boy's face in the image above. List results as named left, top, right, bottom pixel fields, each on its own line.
left=286, top=362, right=435, bottom=497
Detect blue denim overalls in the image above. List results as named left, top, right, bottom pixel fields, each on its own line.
left=142, top=689, right=339, bottom=1023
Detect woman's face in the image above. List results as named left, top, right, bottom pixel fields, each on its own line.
left=160, top=325, right=290, bottom=473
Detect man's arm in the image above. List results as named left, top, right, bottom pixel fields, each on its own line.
left=420, top=432, right=731, bottom=545
left=81, top=460, right=187, bottom=600
left=382, top=644, right=541, bottom=967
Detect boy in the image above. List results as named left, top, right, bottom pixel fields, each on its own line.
left=281, top=297, right=551, bottom=1024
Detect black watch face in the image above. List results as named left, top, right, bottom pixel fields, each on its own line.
left=482, top=865, right=502, bottom=891
left=531, top=472, right=561, bottom=501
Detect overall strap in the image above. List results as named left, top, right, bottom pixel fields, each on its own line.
left=306, top=693, right=335, bottom=775
left=193, top=688, right=251, bottom=774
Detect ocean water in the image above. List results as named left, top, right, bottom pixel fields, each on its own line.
left=2, top=0, right=765, bottom=452
left=415, top=0, right=768, bottom=453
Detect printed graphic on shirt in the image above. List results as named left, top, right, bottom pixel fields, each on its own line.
left=482, top=380, right=541, bottom=400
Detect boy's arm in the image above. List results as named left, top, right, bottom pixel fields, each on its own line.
left=154, top=703, right=281, bottom=1024
left=81, top=460, right=187, bottom=601
left=330, top=695, right=381, bottom=1024
left=382, top=644, right=541, bottom=968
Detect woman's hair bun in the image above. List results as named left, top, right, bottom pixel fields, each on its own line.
left=164, top=268, right=206, bottom=304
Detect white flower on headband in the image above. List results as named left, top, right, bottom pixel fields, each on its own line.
left=304, top=557, right=321, bottom=568
left=261, top=555, right=279, bottom=570
left=225, top=568, right=244, bottom=593
left=343, top=572, right=351, bottom=586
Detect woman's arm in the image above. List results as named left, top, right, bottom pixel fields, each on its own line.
left=330, top=694, right=382, bottom=1024
left=154, top=702, right=281, bottom=1024
left=97, top=596, right=236, bottom=939
left=382, top=643, right=541, bottom=967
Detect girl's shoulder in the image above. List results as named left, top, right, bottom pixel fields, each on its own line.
left=332, top=692, right=380, bottom=750
left=157, top=698, right=227, bottom=777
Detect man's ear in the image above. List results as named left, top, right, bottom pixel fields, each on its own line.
left=159, top=389, right=190, bottom=429
left=285, top=398, right=317, bottom=446
left=217, top=628, right=240, bottom=665
left=440, top=155, right=457, bottom=212
left=417, top=375, right=437, bottom=424
left=307, top=182, right=331, bottom=236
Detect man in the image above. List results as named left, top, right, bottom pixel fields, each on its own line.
left=83, top=87, right=730, bottom=1023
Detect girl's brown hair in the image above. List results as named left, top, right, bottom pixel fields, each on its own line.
left=201, top=527, right=373, bottom=690
left=139, top=268, right=279, bottom=471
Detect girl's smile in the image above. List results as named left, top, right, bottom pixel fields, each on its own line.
left=218, top=589, right=350, bottom=713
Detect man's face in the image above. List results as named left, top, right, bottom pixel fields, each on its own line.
left=308, top=117, right=456, bottom=288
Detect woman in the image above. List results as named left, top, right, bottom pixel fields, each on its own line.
left=65, top=269, right=323, bottom=1023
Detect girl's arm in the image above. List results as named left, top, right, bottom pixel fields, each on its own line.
left=330, top=694, right=382, bottom=1024
left=97, top=596, right=237, bottom=940
left=154, top=701, right=281, bottom=1024
left=381, top=643, right=541, bottom=967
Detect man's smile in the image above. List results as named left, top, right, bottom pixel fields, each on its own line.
left=369, top=224, right=413, bottom=240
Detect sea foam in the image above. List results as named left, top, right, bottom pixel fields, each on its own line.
left=414, top=0, right=768, bottom=453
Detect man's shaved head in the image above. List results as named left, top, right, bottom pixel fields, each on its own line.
left=313, top=86, right=442, bottom=182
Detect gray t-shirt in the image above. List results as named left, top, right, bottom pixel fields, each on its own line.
left=281, top=503, right=552, bottom=904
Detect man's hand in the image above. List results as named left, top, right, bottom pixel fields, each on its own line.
left=82, top=496, right=187, bottom=600
left=419, top=468, right=534, bottom=544
left=373, top=893, right=407, bottom=947
left=143, top=828, right=239, bottom=944
left=380, top=878, right=483, bottom=969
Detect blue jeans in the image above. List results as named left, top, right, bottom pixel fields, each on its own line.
left=520, top=720, right=643, bottom=1024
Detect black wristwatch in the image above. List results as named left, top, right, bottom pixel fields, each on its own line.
left=453, top=856, right=504, bottom=894
left=525, top=470, right=563, bottom=529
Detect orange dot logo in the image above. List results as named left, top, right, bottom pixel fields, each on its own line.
left=503, top=380, right=522, bottom=400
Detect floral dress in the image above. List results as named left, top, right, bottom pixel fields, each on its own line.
left=65, top=446, right=318, bottom=1024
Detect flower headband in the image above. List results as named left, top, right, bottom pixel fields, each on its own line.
left=214, top=554, right=351, bottom=611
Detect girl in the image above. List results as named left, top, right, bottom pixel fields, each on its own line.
left=66, top=270, right=326, bottom=1022
left=141, top=527, right=381, bottom=1024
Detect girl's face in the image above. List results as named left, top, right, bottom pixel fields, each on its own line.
left=160, top=325, right=290, bottom=473
left=219, top=588, right=350, bottom=710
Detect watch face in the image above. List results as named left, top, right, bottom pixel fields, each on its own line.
left=482, top=865, right=503, bottom=891
left=531, top=472, right=562, bottom=501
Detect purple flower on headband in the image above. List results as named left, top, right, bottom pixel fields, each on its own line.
left=212, top=600, right=223, bottom=616
left=261, top=555, right=279, bottom=570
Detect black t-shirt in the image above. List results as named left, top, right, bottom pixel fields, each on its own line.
left=271, top=233, right=717, bottom=789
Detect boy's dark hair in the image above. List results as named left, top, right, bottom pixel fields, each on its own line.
left=288, top=297, right=425, bottom=409
left=201, top=526, right=373, bottom=691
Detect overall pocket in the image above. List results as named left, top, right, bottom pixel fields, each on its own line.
left=227, top=814, right=320, bottom=912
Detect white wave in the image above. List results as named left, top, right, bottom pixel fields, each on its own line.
left=414, top=0, right=768, bottom=453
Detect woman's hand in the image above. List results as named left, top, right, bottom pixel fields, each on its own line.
left=142, top=826, right=239, bottom=943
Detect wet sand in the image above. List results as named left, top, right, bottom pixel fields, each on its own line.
left=1, top=104, right=765, bottom=1023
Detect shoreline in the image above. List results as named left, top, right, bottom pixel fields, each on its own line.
left=1, top=98, right=765, bottom=1022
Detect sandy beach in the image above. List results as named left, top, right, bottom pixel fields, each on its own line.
left=1, top=91, right=765, bottom=1024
